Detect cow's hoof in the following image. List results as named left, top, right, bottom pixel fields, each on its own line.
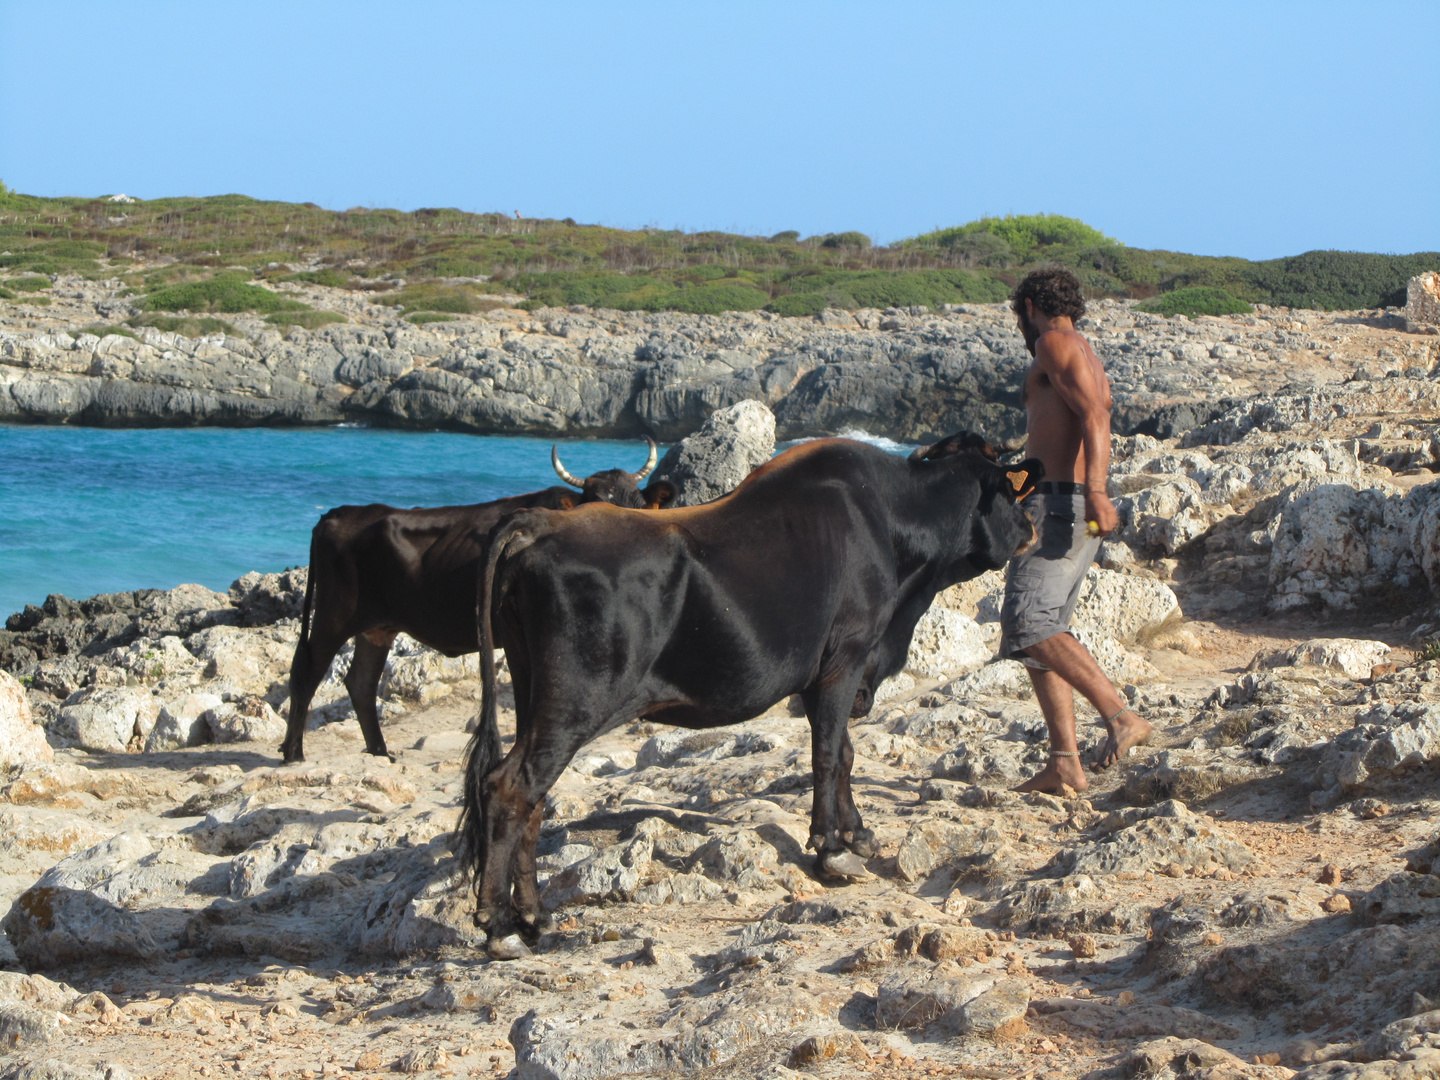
left=486, top=933, right=532, bottom=960
left=846, top=829, right=879, bottom=859
left=817, top=850, right=873, bottom=883
left=521, top=912, right=555, bottom=935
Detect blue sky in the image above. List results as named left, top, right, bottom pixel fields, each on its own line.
left=1, top=1, right=1436, bottom=260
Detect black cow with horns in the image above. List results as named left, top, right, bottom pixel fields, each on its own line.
left=280, top=438, right=673, bottom=763
left=459, top=431, right=1042, bottom=958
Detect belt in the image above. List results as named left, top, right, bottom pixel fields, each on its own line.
left=1035, top=481, right=1087, bottom=495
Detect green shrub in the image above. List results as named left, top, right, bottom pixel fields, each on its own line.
left=819, top=231, right=871, bottom=249
left=285, top=268, right=351, bottom=288
left=142, top=274, right=308, bottom=314
left=767, top=292, right=827, bottom=317
left=1137, top=286, right=1252, bottom=317
left=35, top=240, right=105, bottom=259
left=10, top=276, right=52, bottom=292
left=769, top=230, right=800, bottom=243
left=406, top=312, right=458, bottom=324
left=1240, top=250, right=1440, bottom=310
left=129, top=314, right=239, bottom=337
left=912, top=214, right=1118, bottom=261
left=665, top=280, right=769, bottom=315
left=265, top=310, right=347, bottom=330
left=0, top=287, right=13, bottom=300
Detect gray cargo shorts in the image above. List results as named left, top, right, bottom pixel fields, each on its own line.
left=998, top=490, right=1102, bottom=670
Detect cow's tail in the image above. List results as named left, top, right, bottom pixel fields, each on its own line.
left=297, top=525, right=320, bottom=652
left=457, top=510, right=545, bottom=895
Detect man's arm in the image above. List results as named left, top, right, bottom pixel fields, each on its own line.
left=1036, top=332, right=1118, bottom=533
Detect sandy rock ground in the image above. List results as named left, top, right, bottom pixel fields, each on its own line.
left=4, top=578, right=1440, bottom=1080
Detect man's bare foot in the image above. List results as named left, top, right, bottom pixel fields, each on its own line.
left=1015, top=752, right=1089, bottom=794
left=1094, top=709, right=1152, bottom=769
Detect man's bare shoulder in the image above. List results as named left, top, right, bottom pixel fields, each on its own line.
left=1034, top=328, right=1093, bottom=368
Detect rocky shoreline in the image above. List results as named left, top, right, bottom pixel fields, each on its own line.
left=9, top=285, right=1440, bottom=1077
left=2, top=273, right=1432, bottom=442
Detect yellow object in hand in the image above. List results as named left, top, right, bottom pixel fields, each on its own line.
left=1087, top=520, right=1103, bottom=537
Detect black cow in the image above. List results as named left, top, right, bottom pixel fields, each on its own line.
left=458, top=433, right=1041, bottom=958
left=280, top=439, right=674, bottom=763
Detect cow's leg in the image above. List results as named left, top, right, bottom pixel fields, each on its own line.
left=346, top=631, right=395, bottom=759
left=477, top=725, right=583, bottom=959
left=282, top=633, right=345, bottom=763
left=509, top=801, right=550, bottom=939
left=835, top=730, right=878, bottom=858
left=802, top=670, right=873, bottom=882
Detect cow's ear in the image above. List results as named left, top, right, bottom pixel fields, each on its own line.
left=1004, top=458, right=1044, bottom=501
left=643, top=481, right=676, bottom=509
left=558, top=495, right=576, bottom=511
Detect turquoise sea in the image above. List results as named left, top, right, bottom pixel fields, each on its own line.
left=0, top=425, right=671, bottom=620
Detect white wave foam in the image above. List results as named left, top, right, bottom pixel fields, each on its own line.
left=836, top=428, right=917, bottom=454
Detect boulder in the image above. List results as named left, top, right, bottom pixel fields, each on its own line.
left=0, top=670, right=53, bottom=768
left=874, top=971, right=1027, bottom=1037
left=228, top=569, right=307, bottom=627
left=650, top=399, right=776, bottom=506
left=3, top=886, right=163, bottom=968
left=144, top=693, right=222, bottom=752
left=904, top=608, right=991, bottom=679
left=1256, top=638, right=1392, bottom=680
left=1071, top=567, right=1182, bottom=645
left=49, top=688, right=158, bottom=753
left=204, top=698, right=285, bottom=744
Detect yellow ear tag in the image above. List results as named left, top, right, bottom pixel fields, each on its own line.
left=1005, top=471, right=1030, bottom=498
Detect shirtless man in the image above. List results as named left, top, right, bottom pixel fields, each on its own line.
left=999, top=268, right=1152, bottom=794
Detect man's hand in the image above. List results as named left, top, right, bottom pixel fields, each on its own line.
left=1085, top=490, right=1119, bottom=536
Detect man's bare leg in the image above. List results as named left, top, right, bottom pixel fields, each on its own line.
left=1014, top=666, right=1088, bottom=793
left=1023, top=632, right=1152, bottom=768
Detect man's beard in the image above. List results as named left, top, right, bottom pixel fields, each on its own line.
left=1017, top=309, right=1040, bottom=354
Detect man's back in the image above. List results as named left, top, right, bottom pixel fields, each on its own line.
left=1023, top=328, right=1112, bottom=485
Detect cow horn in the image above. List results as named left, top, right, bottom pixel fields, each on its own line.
left=551, top=445, right=584, bottom=488
left=632, top=436, right=658, bottom=481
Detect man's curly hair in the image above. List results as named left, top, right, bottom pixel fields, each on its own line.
left=1012, top=267, right=1086, bottom=321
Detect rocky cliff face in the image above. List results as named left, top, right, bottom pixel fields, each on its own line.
left=5, top=275, right=1431, bottom=442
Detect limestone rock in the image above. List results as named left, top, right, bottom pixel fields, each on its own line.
left=905, top=608, right=992, bottom=680
left=204, top=697, right=285, bottom=744
left=650, top=399, right=776, bottom=506
left=874, top=971, right=1027, bottom=1037
left=49, top=688, right=157, bottom=752
left=0, top=670, right=53, bottom=768
left=1071, top=567, right=1182, bottom=645
left=144, top=693, right=222, bottom=752
left=3, top=886, right=162, bottom=968
left=1052, top=803, right=1252, bottom=877
left=1256, top=638, right=1393, bottom=681
left=228, top=568, right=308, bottom=627
left=542, top=834, right=655, bottom=908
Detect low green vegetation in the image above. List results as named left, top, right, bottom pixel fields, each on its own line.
left=140, top=273, right=308, bottom=314
left=264, top=310, right=346, bottom=330
left=1137, top=286, right=1252, bottom=317
left=9, top=276, right=52, bottom=292
left=406, top=312, right=458, bottom=324
left=0, top=183, right=1433, bottom=316
left=128, top=314, right=239, bottom=337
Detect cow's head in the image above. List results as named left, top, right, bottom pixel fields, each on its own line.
left=551, top=437, right=674, bottom=509
left=911, top=429, right=1044, bottom=577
